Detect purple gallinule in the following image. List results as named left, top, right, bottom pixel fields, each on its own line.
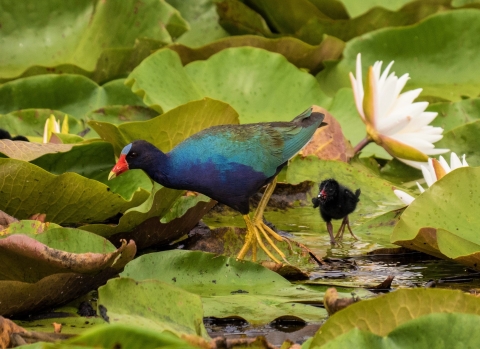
left=109, top=106, right=326, bottom=263
left=312, top=179, right=361, bottom=244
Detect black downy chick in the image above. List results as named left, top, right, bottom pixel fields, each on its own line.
left=0, top=129, right=29, bottom=142
left=312, top=178, right=361, bottom=244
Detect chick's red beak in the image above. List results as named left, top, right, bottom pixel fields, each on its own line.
left=319, top=189, right=327, bottom=200
left=108, top=154, right=129, bottom=180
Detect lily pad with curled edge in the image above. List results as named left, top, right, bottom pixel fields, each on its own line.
left=317, top=313, right=480, bottom=349
left=390, top=167, right=480, bottom=270
left=306, top=288, right=480, bottom=348
left=0, top=140, right=115, bottom=182
left=121, top=250, right=373, bottom=325
left=167, top=34, right=344, bottom=75
left=125, top=47, right=330, bottom=123
left=0, top=224, right=136, bottom=317
left=0, top=159, right=150, bottom=224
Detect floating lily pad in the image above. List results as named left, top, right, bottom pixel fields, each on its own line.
left=0, top=225, right=136, bottom=317
left=435, top=120, right=480, bottom=166
left=429, top=97, right=480, bottom=132
left=0, top=76, right=145, bottom=119
left=168, top=35, right=344, bottom=75
left=307, top=288, right=480, bottom=348
left=216, top=0, right=275, bottom=36
left=0, top=110, right=84, bottom=140
left=391, top=167, right=480, bottom=270
left=168, top=0, right=230, bottom=47
left=339, top=0, right=413, bottom=17
left=21, top=324, right=201, bottom=349
left=0, top=0, right=188, bottom=83
left=318, top=313, right=480, bottom=349
left=0, top=140, right=115, bottom=182
left=125, top=47, right=330, bottom=122
left=0, top=159, right=150, bottom=224
left=121, top=250, right=373, bottom=324
left=89, top=98, right=239, bottom=155
left=297, top=1, right=446, bottom=44
left=98, top=278, right=208, bottom=338
left=317, top=9, right=480, bottom=100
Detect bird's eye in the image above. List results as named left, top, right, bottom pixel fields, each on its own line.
left=129, top=152, right=138, bottom=158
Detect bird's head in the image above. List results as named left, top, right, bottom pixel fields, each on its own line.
left=108, top=140, right=160, bottom=180
left=317, top=179, right=339, bottom=204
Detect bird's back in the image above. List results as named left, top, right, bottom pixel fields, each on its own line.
left=170, top=107, right=325, bottom=177
left=164, top=107, right=325, bottom=213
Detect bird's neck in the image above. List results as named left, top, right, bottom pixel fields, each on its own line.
left=140, top=149, right=173, bottom=187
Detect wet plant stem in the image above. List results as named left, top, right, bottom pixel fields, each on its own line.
left=353, top=136, right=372, bottom=155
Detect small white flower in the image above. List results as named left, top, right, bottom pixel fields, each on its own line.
left=394, top=152, right=469, bottom=205
left=43, top=115, right=69, bottom=143
left=350, top=53, right=448, bottom=169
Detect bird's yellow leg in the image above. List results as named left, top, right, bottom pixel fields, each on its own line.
left=237, top=214, right=281, bottom=263
left=237, top=215, right=254, bottom=260
left=253, top=177, right=278, bottom=223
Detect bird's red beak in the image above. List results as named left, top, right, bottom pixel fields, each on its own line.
left=319, top=189, right=326, bottom=199
left=108, top=154, right=129, bottom=180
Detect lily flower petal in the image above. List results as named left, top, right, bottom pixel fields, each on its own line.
left=350, top=53, right=448, bottom=168
left=394, top=189, right=415, bottom=205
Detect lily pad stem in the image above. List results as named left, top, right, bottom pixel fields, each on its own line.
left=353, top=136, right=372, bottom=155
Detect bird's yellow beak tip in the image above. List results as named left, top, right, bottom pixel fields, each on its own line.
left=108, top=171, right=117, bottom=181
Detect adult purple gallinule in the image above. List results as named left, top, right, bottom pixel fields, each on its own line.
left=312, top=179, right=361, bottom=244
left=109, top=106, right=326, bottom=263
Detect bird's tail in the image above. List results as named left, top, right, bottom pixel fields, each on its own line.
left=291, top=106, right=327, bottom=129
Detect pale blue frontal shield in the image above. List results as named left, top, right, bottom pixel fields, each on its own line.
left=121, top=143, right=132, bottom=155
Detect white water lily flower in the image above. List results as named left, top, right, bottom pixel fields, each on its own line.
left=43, top=115, right=69, bottom=143
left=394, top=152, right=469, bottom=205
left=350, top=53, right=448, bottom=169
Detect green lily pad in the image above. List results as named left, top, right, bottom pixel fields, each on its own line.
left=0, top=0, right=188, bottom=83
left=391, top=167, right=480, bottom=270
left=0, top=140, right=115, bottom=182
left=339, top=0, right=413, bottom=17
left=168, top=0, right=230, bottom=47
left=98, top=277, right=208, bottom=338
left=0, top=110, right=84, bottom=139
left=0, top=225, right=136, bottom=317
left=317, top=9, right=480, bottom=101
left=429, top=97, right=480, bottom=132
left=303, top=4, right=444, bottom=44
left=168, top=34, right=344, bottom=75
left=0, top=76, right=145, bottom=119
left=89, top=98, right=240, bottom=155
left=121, top=250, right=374, bottom=324
left=125, top=47, right=330, bottom=122
left=82, top=183, right=182, bottom=238
left=0, top=159, right=150, bottom=224
left=216, top=0, right=275, bottom=36
left=435, top=119, right=480, bottom=166
left=21, top=324, right=201, bottom=349
left=307, top=288, right=480, bottom=348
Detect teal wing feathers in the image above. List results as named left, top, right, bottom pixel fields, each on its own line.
left=170, top=108, right=325, bottom=177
